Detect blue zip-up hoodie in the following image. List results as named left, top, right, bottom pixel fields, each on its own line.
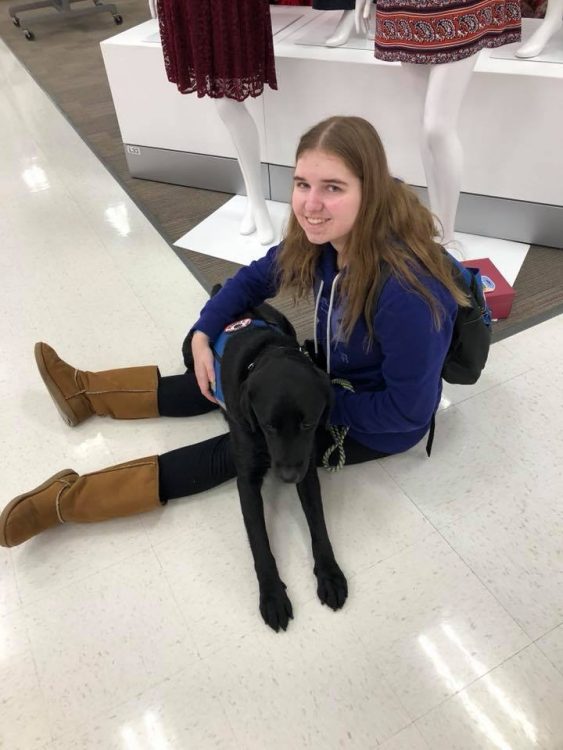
left=192, top=242, right=457, bottom=455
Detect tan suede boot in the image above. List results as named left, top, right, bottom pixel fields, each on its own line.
left=35, top=342, right=159, bottom=426
left=0, top=456, right=160, bottom=548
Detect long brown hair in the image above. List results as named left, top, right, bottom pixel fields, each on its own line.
left=276, top=116, right=468, bottom=343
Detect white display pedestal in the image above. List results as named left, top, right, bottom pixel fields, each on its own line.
left=100, top=7, right=563, bottom=251
left=491, top=18, right=563, bottom=64
left=174, top=196, right=529, bottom=289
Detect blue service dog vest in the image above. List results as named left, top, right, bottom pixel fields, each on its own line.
left=211, top=318, right=279, bottom=408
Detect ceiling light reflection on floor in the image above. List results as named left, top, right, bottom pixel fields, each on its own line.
left=419, top=633, right=464, bottom=694
left=120, top=710, right=174, bottom=750
left=438, top=393, right=452, bottom=411
left=21, top=162, right=50, bottom=192
left=120, top=725, right=143, bottom=750
left=144, top=711, right=174, bottom=749
left=418, top=633, right=510, bottom=749
left=458, top=692, right=513, bottom=750
left=441, top=624, right=537, bottom=744
left=70, top=433, right=109, bottom=461
left=105, top=203, right=131, bottom=237
left=419, top=626, right=538, bottom=748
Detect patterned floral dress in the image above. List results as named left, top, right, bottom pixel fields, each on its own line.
left=157, top=0, right=278, bottom=100
left=374, top=0, right=522, bottom=64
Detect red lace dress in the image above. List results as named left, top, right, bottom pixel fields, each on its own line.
left=157, top=0, right=278, bottom=100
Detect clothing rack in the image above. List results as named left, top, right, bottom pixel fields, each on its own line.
left=9, top=0, right=122, bottom=40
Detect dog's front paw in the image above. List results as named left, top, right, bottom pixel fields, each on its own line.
left=315, top=562, right=348, bottom=610
left=259, top=580, right=293, bottom=632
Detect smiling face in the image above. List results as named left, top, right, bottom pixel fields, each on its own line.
left=291, top=149, right=363, bottom=256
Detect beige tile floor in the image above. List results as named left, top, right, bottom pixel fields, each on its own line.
left=1, top=37, right=563, bottom=750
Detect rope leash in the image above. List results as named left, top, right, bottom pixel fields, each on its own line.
left=322, top=377, right=354, bottom=472
left=298, top=346, right=354, bottom=473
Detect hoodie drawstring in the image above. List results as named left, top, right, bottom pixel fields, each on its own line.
left=325, top=272, right=341, bottom=377
left=314, top=273, right=341, bottom=377
left=314, top=273, right=354, bottom=472
left=313, top=279, right=324, bottom=360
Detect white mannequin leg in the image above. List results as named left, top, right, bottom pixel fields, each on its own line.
left=516, top=0, right=563, bottom=58
left=399, top=64, right=437, bottom=213
left=215, top=99, right=274, bottom=245
left=402, top=55, right=477, bottom=251
left=326, top=10, right=356, bottom=46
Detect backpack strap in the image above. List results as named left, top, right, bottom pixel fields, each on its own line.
left=425, top=412, right=436, bottom=457
left=370, top=263, right=393, bottom=342
left=374, top=262, right=393, bottom=307
left=374, top=262, right=438, bottom=458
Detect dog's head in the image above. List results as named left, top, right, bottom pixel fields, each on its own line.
left=240, top=354, right=333, bottom=484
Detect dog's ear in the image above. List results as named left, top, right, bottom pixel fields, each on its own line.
left=239, top=380, right=258, bottom=433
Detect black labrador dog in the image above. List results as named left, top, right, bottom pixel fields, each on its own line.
left=184, top=289, right=347, bottom=632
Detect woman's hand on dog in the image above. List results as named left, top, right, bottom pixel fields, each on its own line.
left=191, top=331, right=218, bottom=404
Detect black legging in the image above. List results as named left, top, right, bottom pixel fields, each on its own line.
left=156, top=372, right=387, bottom=502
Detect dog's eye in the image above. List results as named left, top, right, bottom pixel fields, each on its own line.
left=301, top=422, right=314, bottom=431
left=264, top=424, right=277, bottom=434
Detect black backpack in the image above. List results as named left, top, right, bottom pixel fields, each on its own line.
left=441, top=256, right=492, bottom=385
left=378, top=254, right=492, bottom=456
left=378, top=253, right=492, bottom=386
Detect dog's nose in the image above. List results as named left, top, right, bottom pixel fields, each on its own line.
left=276, top=463, right=305, bottom=484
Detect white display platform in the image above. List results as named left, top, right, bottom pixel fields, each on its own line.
left=100, top=7, right=563, bottom=208
left=174, top=197, right=290, bottom=265
left=292, top=8, right=375, bottom=51
left=174, top=196, right=529, bottom=287
left=262, top=10, right=563, bottom=208
left=447, top=234, right=528, bottom=286
left=143, top=10, right=307, bottom=46
left=491, top=19, right=563, bottom=64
